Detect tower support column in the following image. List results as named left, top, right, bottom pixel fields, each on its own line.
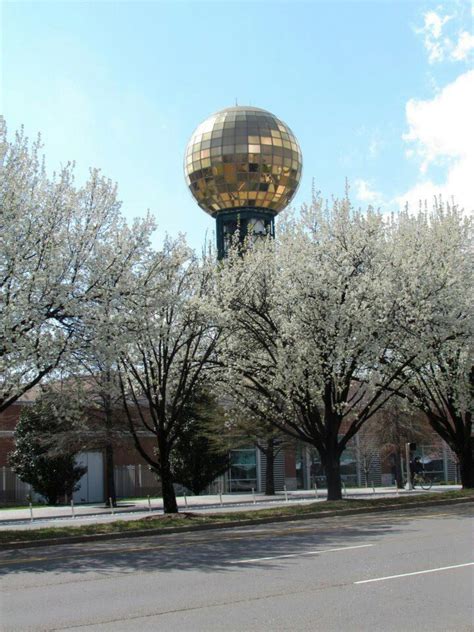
left=216, top=208, right=276, bottom=259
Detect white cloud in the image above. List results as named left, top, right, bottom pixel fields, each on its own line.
left=397, top=70, right=474, bottom=211
left=425, top=10, right=451, bottom=38
left=451, top=30, right=474, bottom=60
left=417, top=10, right=453, bottom=63
left=355, top=179, right=383, bottom=205
left=403, top=70, right=473, bottom=168
left=416, top=8, right=473, bottom=64
left=395, top=159, right=473, bottom=211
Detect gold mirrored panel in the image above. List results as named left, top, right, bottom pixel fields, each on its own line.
left=184, top=106, right=302, bottom=216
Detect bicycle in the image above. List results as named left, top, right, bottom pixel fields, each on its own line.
left=405, top=473, right=433, bottom=490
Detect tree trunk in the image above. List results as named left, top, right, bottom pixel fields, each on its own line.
left=323, top=452, right=342, bottom=500
left=160, top=464, right=178, bottom=513
left=394, top=448, right=404, bottom=489
left=157, top=433, right=178, bottom=513
left=264, top=439, right=275, bottom=496
left=46, top=492, right=58, bottom=506
left=104, top=443, right=117, bottom=506
left=458, top=445, right=474, bottom=488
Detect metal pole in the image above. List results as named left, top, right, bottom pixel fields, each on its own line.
left=252, top=488, right=256, bottom=504
left=342, top=482, right=346, bottom=497
left=147, top=495, right=151, bottom=512
left=314, top=482, right=318, bottom=498
left=29, top=502, right=33, bottom=522
left=183, top=491, right=188, bottom=508
left=219, top=492, right=223, bottom=507
left=71, top=499, right=75, bottom=519
left=109, top=497, right=115, bottom=515
left=405, top=443, right=412, bottom=490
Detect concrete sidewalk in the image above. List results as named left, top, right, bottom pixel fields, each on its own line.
left=0, top=485, right=461, bottom=530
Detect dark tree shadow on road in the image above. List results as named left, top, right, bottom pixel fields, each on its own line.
left=0, top=505, right=471, bottom=579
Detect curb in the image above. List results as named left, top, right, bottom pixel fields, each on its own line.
left=1, top=496, right=472, bottom=551
left=0, top=493, right=398, bottom=525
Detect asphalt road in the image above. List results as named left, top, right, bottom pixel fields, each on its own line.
left=0, top=504, right=472, bottom=631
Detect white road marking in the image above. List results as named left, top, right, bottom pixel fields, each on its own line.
left=355, top=562, right=474, bottom=584
left=229, top=543, right=373, bottom=564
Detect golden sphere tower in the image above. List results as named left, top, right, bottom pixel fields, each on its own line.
left=184, top=106, right=302, bottom=258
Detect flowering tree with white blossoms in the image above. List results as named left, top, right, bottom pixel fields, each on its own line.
left=402, top=342, right=472, bottom=486
left=65, top=232, right=158, bottom=506
left=116, top=238, right=221, bottom=513
left=0, top=120, right=154, bottom=412
left=215, top=194, right=425, bottom=500
left=388, top=204, right=473, bottom=487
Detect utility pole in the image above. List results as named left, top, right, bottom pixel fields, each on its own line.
left=405, top=442, right=416, bottom=490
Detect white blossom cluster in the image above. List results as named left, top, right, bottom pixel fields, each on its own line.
left=0, top=120, right=154, bottom=411
left=2, top=119, right=472, bottom=503
left=213, top=193, right=473, bottom=495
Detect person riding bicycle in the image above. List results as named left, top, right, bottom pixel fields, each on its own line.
left=408, top=456, right=433, bottom=489
left=410, top=456, right=424, bottom=480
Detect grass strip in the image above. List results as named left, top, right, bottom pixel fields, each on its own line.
left=1, top=489, right=472, bottom=545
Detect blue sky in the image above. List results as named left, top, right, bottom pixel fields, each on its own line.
left=2, top=1, right=473, bottom=251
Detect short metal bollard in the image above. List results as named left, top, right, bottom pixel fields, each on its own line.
left=29, top=502, right=34, bottom=522
left=147, top=495, right=152, bottom=512
left=342, top=482, right=346, bottom=497
left=219, top=492, right=223, bottom=507
left=284, top=485, right=288, bottom=502
left=314, top=482, right=318, bottom=498
left=71, top=499, right=75, bottom=519
left=183, top=492, right=188, bottom=508
left=109, top=497, right=115, bottom=515
left=252, top=488, right=256, bottom=504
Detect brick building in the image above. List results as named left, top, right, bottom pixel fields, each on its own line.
left=0, top=392, right=460, bottom=505
left=0, top=392, right=160, bottom=504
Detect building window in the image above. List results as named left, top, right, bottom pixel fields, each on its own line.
left=229, top=448, right=257, bottom=492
